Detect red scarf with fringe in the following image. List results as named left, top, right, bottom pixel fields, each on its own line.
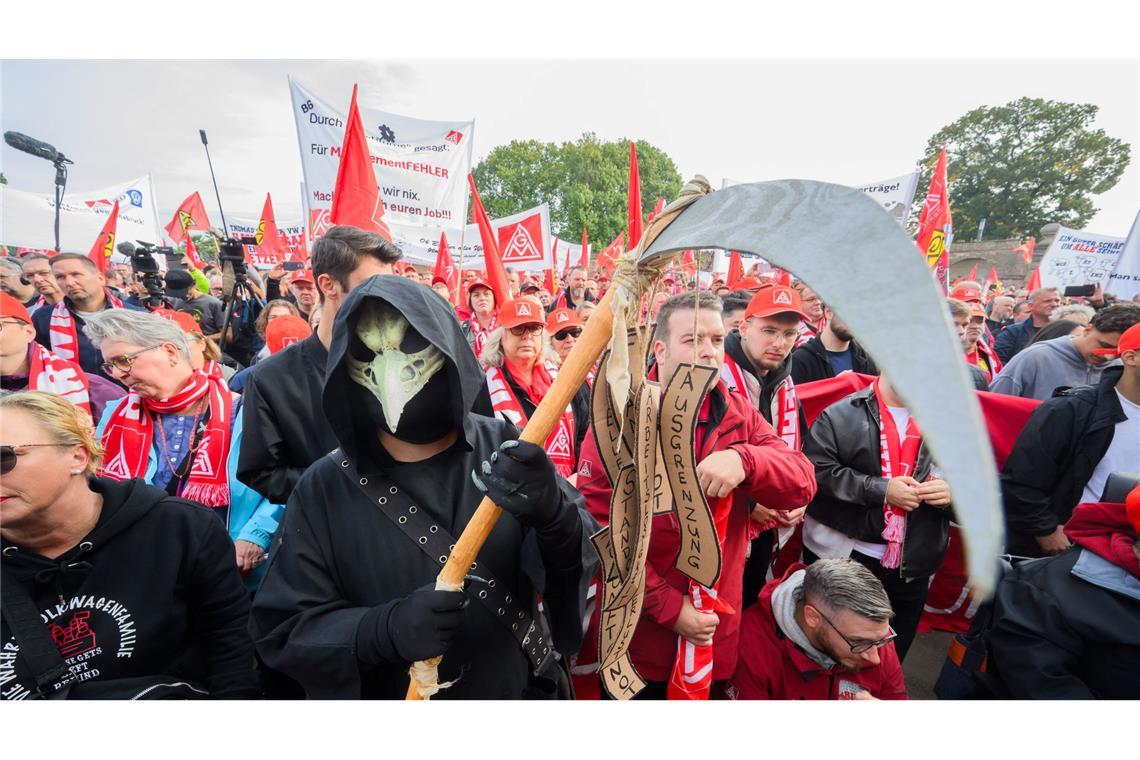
left=874, top=379, right=923, bottom=569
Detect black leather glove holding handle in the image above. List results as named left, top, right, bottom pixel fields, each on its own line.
left=356, top=584, right=468, bottom=665
left=472, top=439, right=563, bottom=529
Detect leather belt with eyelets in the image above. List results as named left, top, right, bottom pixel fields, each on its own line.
left=329, top=451, right=555, bottom=674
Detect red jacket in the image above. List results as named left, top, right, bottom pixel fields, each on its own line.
left=728, top=565, right=908, bottom=700
left=577, top=380, right=817, bottom=683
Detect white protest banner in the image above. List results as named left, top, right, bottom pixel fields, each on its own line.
left=289, top=78, right=474, bottom=264
left=1039, top=225, right=1127, bottom=290
left=553, top=237, right=590, bottom=273
left=226, top=216, right=308, bottom=269
left=0, top=175, right=163, bottom=252
left=408, top=203, right=553, bottom=273
left=1106, top=211, right=1140, bottom=300
left=723, top=172, right=919, bottom=228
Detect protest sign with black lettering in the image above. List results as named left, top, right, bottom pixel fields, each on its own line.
left=1106, top=211, right=1140, bottom=301
left=225, top=215, right=307, bottom=269
left=1039, top=225, right=1127, bottom=290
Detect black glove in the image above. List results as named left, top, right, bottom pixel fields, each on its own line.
left=472, top=439, right=562, bottom=528
left=356, top=584, right=468, bottom=665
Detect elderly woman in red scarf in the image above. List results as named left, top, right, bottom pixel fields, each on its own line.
left=82, top=309, right=282, bottom=584
left=479, top=299, right=590, bottom=480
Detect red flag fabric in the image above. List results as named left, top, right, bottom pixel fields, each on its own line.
left=579, top=227, right=589, bottom=270
left=468, top=174, right=511, bottom=308
left=647, top=196, right=666, bottom=223
left=984, top=265, right=1001, bottom=298
left=164, top=192, right=210, bottom=244
left=1012, top=237, right=1036, bottom=265
left=544, top=267, right=556, bottom=297
left=966, top=263, right=978, bottom=282
left=773, top=267, right=792, bottom=287
left=432, top=232, right=460, bottom=306
left=597, top=231, right=625, bottom=274
left=627, top=142, right=643, bottom=250
left=727, top=251, right=744, bottom=288
left=1027, top=266, right=1042, bottom=291
left=917, top=147, right=952, bottom=293
left=256, top=194, right=285, bottom=264
left=329, top=84, right=393, bottom=242
left=184, top=231, right=205, bottom=270
left=681, top=249, right=696, bottom=279
left=950, top=276, right=964, bottom=290
left=87, top=201, right=119, bottom=275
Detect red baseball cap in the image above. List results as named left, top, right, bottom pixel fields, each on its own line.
left=466, top=278, right=495, bottom=302
left=546, top=308, right=582, bottom=333
left=951, top=284, right=983, bottom=303
left=735, top=275, right=764, bottom=291
left=744, top=284, right=810, bottom=321
left=289, top=269, right=315, bottom=286
left=498, top=299, right=546, bottom=330
left=266, top=314, right=312, bottom=355
left=403, top=263, right=418, bottom=274
left=0, top=292, right=32, bottom=324
left=519, top=279, right=541, bottom=293
left=1093, top=322, right=1140, bottom=358
left=431, top=275, right=450, bottom=287
left=153, top=308, right=202, bottom=335
left=968, top=302, right=987, bottom=320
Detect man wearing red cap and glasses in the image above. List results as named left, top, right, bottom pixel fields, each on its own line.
left=1003, top=321, right=1140, bottom=558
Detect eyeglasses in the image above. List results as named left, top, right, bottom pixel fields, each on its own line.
left=100, top=345, right=162, bottom=376
left=0, top=320, right=27, bottom=332
left=753, top=324, right=800, bottom=344
left=508, top=324, right=544, bottom=337
left=816, top=608, right=897, bottom=654
left=553, top=327, right=582, bottom=341
left=1, top=444, right=73, bottom=475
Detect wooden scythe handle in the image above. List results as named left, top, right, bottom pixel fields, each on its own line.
left=406, top=286, right=619, bottom=699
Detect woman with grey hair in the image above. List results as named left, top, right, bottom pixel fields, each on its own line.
left=1050, top=302, right=1096, bottom=327
left=81, top=309, right=282, bottom=587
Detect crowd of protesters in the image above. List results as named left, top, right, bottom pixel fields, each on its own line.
left=1, top=229, right=1138, bottom=701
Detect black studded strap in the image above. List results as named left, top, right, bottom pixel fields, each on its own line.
left=328, top=451, right=555, bottom=674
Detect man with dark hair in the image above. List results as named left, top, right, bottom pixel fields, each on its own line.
left=30, top=253, right=144, bottom=379
left=238, top=225, right=402, bottom=506
left=728, top=558, right=907, bottom=700
left=994, top=287, right=1061, bottom=363
left=990, top=303, right=1140, bottom=400
left=789, top=305, right=878, bottom=385
left=20, top=254, right=64, bottom=313
left=1001, top=323, right=1140, bottom=558
left=720, top=291, right=751, bottom=334
left=575, top=290, right=816, bottom=698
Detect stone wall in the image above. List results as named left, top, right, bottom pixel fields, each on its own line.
left=948, top=224, right=1060, bottom=289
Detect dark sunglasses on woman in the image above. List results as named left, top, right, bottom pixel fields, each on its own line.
left=1, top=444, right=72, bottom=475
left=553, top=328, right=583, bottom=341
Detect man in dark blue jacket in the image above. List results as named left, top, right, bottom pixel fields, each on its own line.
left=993, top=287, right=1061, bottom=364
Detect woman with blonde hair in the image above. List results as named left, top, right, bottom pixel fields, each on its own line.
left=0, top=391, right=258, bottom=699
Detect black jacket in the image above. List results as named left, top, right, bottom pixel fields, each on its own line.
left=237, top=334, right=340, bottom=505
left=802, top=386, right=950, bottom=579
left=724, top=330, right=798, bottom=428
left=789, top=336, right=878, bottom=386
left=250, top=275, right=588, bottom=699
left=986, top=547, right=1140, bottom=699
left=992, top=318, right=1040, bottom=365
left=1000, top=367, right=1126, bottom=556
left=0, top=478, right=258, bottom=700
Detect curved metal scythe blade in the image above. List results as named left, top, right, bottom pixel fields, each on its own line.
left=641, top=179, right=1004, bottom=595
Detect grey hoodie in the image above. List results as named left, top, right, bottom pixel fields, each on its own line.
left=989, top=336, right=1116, bottom=401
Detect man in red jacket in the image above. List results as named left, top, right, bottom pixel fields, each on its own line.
left=576, top=291, right=817, bottom=698
left=728, top=558, right=908, bottom=700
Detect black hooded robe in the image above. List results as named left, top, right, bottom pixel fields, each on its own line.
left=249, top=276, right=590, bottom=699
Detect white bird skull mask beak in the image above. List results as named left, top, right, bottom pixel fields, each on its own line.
left=347, top=300, right=446, bottom=434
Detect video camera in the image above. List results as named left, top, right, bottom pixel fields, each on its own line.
left=117, top=240, right=172, bottom=310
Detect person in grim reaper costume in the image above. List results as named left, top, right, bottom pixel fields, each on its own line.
left=250, top=275, right=589, bottom=699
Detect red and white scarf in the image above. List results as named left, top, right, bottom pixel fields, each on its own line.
left=467, top=313, right=497, bottom=357
left=201, top=359, right=226, bottom=382
left=485, top=361, right=577, bottom=478
left=965, top=340, right=1003, bottom=383
left=667, top=494, right=735, bottom=700
left=99, top=370, right=232, bottom=507
left=27, top=343, right=92, bottom=420
left=48, top=289, right=124, bottom=362
left=875, top=379, right=923, bottom=569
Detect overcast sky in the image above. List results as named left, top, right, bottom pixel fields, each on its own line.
left=2, top=59, right=1137, bottom=239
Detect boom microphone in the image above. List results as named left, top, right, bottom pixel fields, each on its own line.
left=116, top=241, right=137, bottom=257
left=3, top=131, right=70, bottom=164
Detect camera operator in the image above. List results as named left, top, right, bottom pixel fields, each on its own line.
left=167, top=268, right=224, bottom=341
left=117, top=243, right=179, bottom=311
left=214, top=235, right=264, bottom=368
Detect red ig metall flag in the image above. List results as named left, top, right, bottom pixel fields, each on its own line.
left=256, top=193, right=286, bottom=263
left=579, top=227, right=589, bottom=270
left=184, top=231, right=205, bottom=270
left=916, top=146, right=953, bottom=293
left=628, top=141, right=644, bottom=250
left=468, top=174, right=511, bottom=308
left=727, top=250, right=744, bottom=288
left=433, top=231, right=460, bottom=306
left=87, top=200, right=119, bottom=275
left=164, top=192, right=211, bottom=245
left=329, top=84, right=393, bottom=242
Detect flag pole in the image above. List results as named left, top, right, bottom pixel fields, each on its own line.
left=199, top=130, right=229, bottom=236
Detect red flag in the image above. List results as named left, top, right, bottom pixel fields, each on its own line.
left=627, top=141, right=643, bottom=250
left=597, top=231, right=625, bottom=274
left=985, top=265, right=1002, bottom=297
left=966, top=263, right=978, bottom=282
left=579, top=227, right=589, bottom=270
left=544, top=266, right=556, bottom=297
left=433, top=232, right=460, bottom=306
left=950, top=276, right=964, bottom=290
left=1026, top=266, right=1042, bottom=291
left=329, top=84, right=393, bottom=241
left=256, top=194, right=285, bottom=263
left=1012, top=237, right=1036, bottom=265
left=773, top=267, right=792, bottom=287
left=681, top=249, right=696, bottom=279
left=727, top=251, right=744, bottom=288
left=87, top=201, right=118, bottom=275
left=467, top=174, right=511, bottom=308
left=164, top=192, right=210, bottom=244
left=647, top=196, right=666, bottom=223
left=184, top=231, right=205, bottom=270
left=917, top=147, right=952, bottom=293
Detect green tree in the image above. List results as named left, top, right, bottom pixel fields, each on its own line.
left=178, top=233, right=218, bottom=265
left=913, top=98, right=1131, bottom=240
left=0, top=172, right=7, bottom=185
left=472, top=133, right=682, bottom=246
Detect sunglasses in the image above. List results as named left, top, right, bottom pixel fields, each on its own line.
left=101, top=345, right=162, bottom=376
left=508, top=324, right=544, bottom=337
left=553, top=327, right=583, bottom=341
left=1, top=444, right=72, bottom=475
